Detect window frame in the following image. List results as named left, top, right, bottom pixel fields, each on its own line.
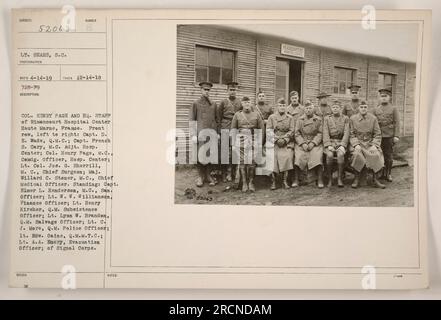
left=333, top=66, right=357, bottom=96
left=194, top=45, right=236, bottom=86
left=378, top=72, right=396, bottom=103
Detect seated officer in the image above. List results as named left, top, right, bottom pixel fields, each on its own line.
left=293, top=101, right=324, bottom=188
left=323, top=100, right=350, bottom=187
left=349, top=101, right=386, bottom=189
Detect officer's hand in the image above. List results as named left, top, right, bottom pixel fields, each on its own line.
left=302, top=143, right=309, bottom=152
left=276, top=139, right=286, bottom=148
left=369, top=145, right=377, bottom=153
left=393, top=136, right=400, bottom=144
left=354, top=145, right=362, bottom=152
left=308, top=142, right=315, bottom=151
left=337, top=146, right=346, bottom=153
left=328, top=146, right=335, bottom=152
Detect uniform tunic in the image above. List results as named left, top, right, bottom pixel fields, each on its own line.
left=287, top=103, right=304, bottom=123
left=217, top=97, right=242, bottom=129
left=343, top=99, right=361, bottom=118
left=254, top=102, right=273, bottom=122
left=314, top=104, right=332, bottom=119
left=349, top=113, right=384, bottom=173
left=323, top=114, right=350, bottom=149
left=188, top=95, right=218, bottom=164
left=373, top=103, right=400, bottom=165
left=231, top=110, right=264, bottom=164
left=266, top=112, right=295, bottom=173
left=294, top=114, right=324, bottom=170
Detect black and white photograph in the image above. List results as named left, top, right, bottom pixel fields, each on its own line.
left=174, top=23, right=418, bottom=207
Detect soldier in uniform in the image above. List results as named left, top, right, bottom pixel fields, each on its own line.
left=254, top=89, right=273, bottom=124
left=286, top=90, right=304, bottom=123
left=189, top=81, right=218, bottom=187
left=231, top=96, right=264, bottom=192
left=293, top=101, right=325, bottom=188
left=373, top=88, right=400, bottom=182
left=349, top=101, right=386, bottom=189
left=314, top=92, right=332, bottom=118
left=216, top=81, right=242, bottom=182
left=266, top=98, right=295, bottom=190
left=343, top=84, right=362, bottom=118
left=323, top=100, right=350, bottom=187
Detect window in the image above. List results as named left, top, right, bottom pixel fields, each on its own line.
left=195, top=46, right=235, bottom=85
left=378, top=72, right=395, bottom=99
left=275, top=59, right=289, bottom=102
left=333, top=67, right=355, bottom=94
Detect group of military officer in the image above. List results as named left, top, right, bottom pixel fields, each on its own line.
left=188, top=81, right=400, bottom=192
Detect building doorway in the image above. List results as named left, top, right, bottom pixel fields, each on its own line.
left=275, top=58, right=303, bottom=103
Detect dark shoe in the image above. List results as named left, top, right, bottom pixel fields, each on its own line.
left=372, top=170, right=386, bottom=189
left=291, top=168, right=299, bottom=188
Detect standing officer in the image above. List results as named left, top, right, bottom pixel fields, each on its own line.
left=323, top=100, right=350, bottom=187
left=343, top=84, right=362, bottom=118
left=294, top=101, right=324, bottom=189
left=287, top=90, right=304, bottom=123
left=314, top=92, right=332, bottom=118
left=254, top=89, right=273, bottom=124
left=349, top=101, right=385, bottom=189
left=217, top=81, right=242, bottom=182
left=231, top=96, right=264, bottom=192
left=189, top=81, right=218, bottom=187
left=373, top=88, right=400, bottom=182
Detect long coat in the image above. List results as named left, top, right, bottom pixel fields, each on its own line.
left=287, top=103, right=304, bottom=123
left=231, top=110, right=264, bottom=164
left=349, top=113, right=384, bottom=173
left=254, top=102, right=273, bottom=122
left=188, top=95, right=218, bottom=164
left=314, top=104, right=332, bottom=119
left=294, top=114, right=323, bottom=170
left=266, top=112, right=295, bottom=173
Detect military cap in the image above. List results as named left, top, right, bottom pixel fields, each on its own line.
left=378, top=88, right=392, bottom=95
left=277, top=97, right=287, bottom=104
left=289, top=90, right=299, bottom=97
left=227, top=81, right=239, bottom=88
left=317, top=91, right=331, bottom=99
left=199, top=81, right=213, bottom=89
left=348, top=84, right=361, bottom=92
left=304, top=100, right=313, bottom=107
left=241, top=96, right=250, bottom=102
left=331, top=99, right=341, bottom=106
left=360, top=100, right=368, bottom=106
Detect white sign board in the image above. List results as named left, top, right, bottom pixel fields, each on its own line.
left=281, top=43, right=305, bottom=58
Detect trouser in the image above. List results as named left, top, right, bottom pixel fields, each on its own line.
left=381, top=137, right=394, bottom=168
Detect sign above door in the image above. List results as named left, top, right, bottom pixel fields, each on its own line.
left=281, top=43, right=305, bottom=58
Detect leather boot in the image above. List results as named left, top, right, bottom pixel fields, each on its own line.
left=241, top=166, right=248, bottom=192
left=326, top=162, right=333, bottom=187
left=317, top=166, right=324, bottom=189
left=270, top=173, right=276, bottom=190
left=372, top=170, right=386, bottom=189
left=206, top=165, right=216, bottom=186
left=351, top=171, right=360, bottom=189
left=337, top=163, right=344, bottom=188
left=196, top=165, right=205, bottom=187
left=291, top=167, right=299, bottom=188
left=386, top=161, right=393, bottom=182
left=248, top=166, right=256, bottom=192
left=282, top=171, right=290, bottom=189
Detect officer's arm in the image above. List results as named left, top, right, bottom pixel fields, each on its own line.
left=312, top=119, right=323, bottom=146
left=294, top=119, right=305, bottom=146
left=372, top=117, right=382, bottom=148
left=322, top=117, right=331, bottom=148
left=341, top=117, right=350, bottom=148
left=393, top=106, right=400, bottom=138
left=349, top=118, right=360, bottom=148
